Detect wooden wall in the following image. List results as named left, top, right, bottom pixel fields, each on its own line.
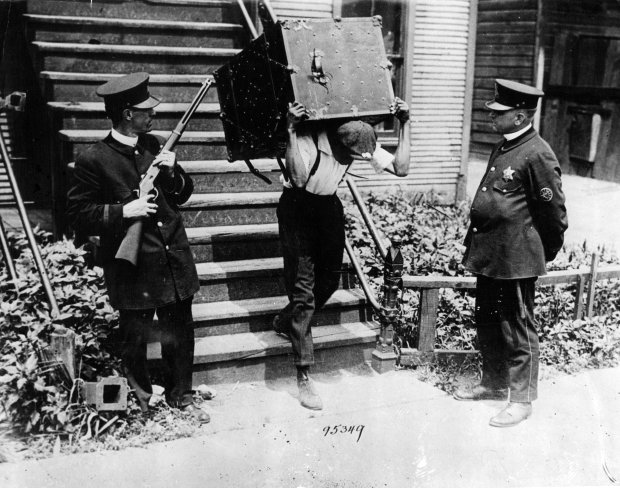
left=470, top=0, right=539, bottom=159
left=539, top=0, right=620, bottom=182
left=271, top=0, right=333, bottom=19
left=272, top=0, right=477, bottom=202
left=400, top=0, right=476, bottom=201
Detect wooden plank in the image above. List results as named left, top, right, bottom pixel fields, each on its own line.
left=586, top=253, right=600, bottom=318
left=415, top=18, right=469, bottom=27
left=416, top=28, right=473, bottom=39
left=419, top=288, right=439, bottom=352
left=475, top=56, right=534, bottom=67
left=475, top=67, right=533, bottom=78
left=477, top=32, right=537, bottom=44
left=416, top=2, right=470, bottom=12
left=477, top=21, right=536, bottom=33
left=415, top=38, right=469, bottom=47
left=417, top=0, right=470, bottom=7
left=471, top=131, right=503, bottom=144
left=417, top=12, right=469, bottom=21
left=476, top=44, right=535, bottom=56
left=478, top=10, right=537, bottom=23
left=478, top=0, right=537, bottom=11
left=573, top=275, right=586, bottom=320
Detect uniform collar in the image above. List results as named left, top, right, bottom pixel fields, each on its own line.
left=499, top=127, right=537, bottom=152
left=104, top=132, right=141, bottom=157
left=110, top=128, right=138, bottom=147
left=503, top=123, right=532, bottom=141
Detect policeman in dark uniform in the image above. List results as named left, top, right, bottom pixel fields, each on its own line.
left=66, top=72, right=209, bottom=423
left=454, top=79, right=568, bottom=427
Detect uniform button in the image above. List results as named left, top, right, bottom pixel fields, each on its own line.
left=157, top=221, right=163, bottom=227
left=502, top=189, right=507, bottom=193
left=481, top=186, right=487, bottom=192
left=490, top=167, right=496, bottom=171
left=165, top=245, right=170, bottom=250
left=134, top=150, right=139, bottom=155
left=473, top=228, right=478, bottom=233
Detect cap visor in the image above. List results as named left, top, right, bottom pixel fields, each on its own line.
left=131, top=95, right=160, bottom=109
left=485, top=100, right=513, bottom=111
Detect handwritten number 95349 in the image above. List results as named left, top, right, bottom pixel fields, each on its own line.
left=322, top=424, right=365, bottom=442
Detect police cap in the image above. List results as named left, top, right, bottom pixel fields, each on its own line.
left=96, top=72, right=160, bottom=110
left=485, top=79, right=544, bottom=111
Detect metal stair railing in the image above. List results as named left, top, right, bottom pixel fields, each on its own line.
left=232, top=1, right=406, bottom=372
left=0, top=98, right=60, bottom=317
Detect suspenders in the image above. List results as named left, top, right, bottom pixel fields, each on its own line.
left=291, top=132, right=353, bottom=191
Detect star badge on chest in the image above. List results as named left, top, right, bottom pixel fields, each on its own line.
left=502, top=166, right=515, bottom=182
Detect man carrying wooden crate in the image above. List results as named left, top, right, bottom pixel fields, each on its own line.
left=274, top=98, right=411, bottom=410
left=455, top=79, right=568, bottom=427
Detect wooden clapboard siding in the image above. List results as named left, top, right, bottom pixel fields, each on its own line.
left=271, top=0, right=332, bottom=19
left=268, top=0, right=476, bottom=200
left=399, top=0, right=475, bottom=201
left=470, top=0, right=538, bottom=159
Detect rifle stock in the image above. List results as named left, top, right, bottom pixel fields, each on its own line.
left=114, top=78, right=214, bottom=266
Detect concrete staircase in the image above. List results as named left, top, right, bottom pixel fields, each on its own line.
left=24, top=0, right=379, bottom=385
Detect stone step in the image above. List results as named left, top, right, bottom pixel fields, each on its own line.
left=27, top=0, right=239, bottom=23
left=59, top=129, right=228, bottom=160
left=48, top=101, right=224, bottom=131
left=186, top=222, right=281, bottom=262
left=148, top=321, right=379, bottom=385
left=32, top=41, right=239, bottom=74
left=24, top=14, right=247, bottom=48
left=180, top=191, right=281, bottom=227
left=194, top=255, right=353, bottom=303
left=180, top=159, right=282, bottom=193
left=169, top=289, right=370, bottom=337
left=195, top=256, right=285, bottom=303
left=40, top=71, right=219, bottom=103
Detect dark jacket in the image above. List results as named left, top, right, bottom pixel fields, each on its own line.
left=66, top=133, right=199, bottom=309
left=463, top=128, right=568, bottom=279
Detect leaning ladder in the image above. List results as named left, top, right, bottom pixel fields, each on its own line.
left=0, top=128, right=60, bottom=317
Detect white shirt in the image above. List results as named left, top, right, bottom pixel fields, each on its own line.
left=110, top=128, right=138, bottom=147
left=504, top=123, right=532, bottom=141
left=282, top=130, right=393, bottom=195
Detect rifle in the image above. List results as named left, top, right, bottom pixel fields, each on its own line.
left=115, top=78, right=215, bottom=266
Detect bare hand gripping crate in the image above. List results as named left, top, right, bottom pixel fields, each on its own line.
left=214, top=16, right=395, bottom=162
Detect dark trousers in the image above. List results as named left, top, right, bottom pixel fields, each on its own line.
left=277, top=187, right=345, bottom=366
left=119, top=296, right=195, bottom=407
left=475, top=275, right=539, bottom=402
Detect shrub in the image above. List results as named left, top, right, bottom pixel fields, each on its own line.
left=0, top=229, right=119, bottom=434
left=344, top=190, right=620, bottom=371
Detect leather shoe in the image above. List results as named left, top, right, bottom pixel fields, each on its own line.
left=297, top=377, right=323, bottom=410
left=453, top=384, right=508, bottom=401
left=272, top=314, right=290, bottom=340
left=489, top=402, right=532, bottom=427
left=181, top=403, right=211, bottom=424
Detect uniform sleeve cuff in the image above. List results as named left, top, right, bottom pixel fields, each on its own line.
left=106, top=203, right=125, bottom=232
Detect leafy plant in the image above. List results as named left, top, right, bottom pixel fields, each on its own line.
left=344, top=190, right=620, bottom=381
